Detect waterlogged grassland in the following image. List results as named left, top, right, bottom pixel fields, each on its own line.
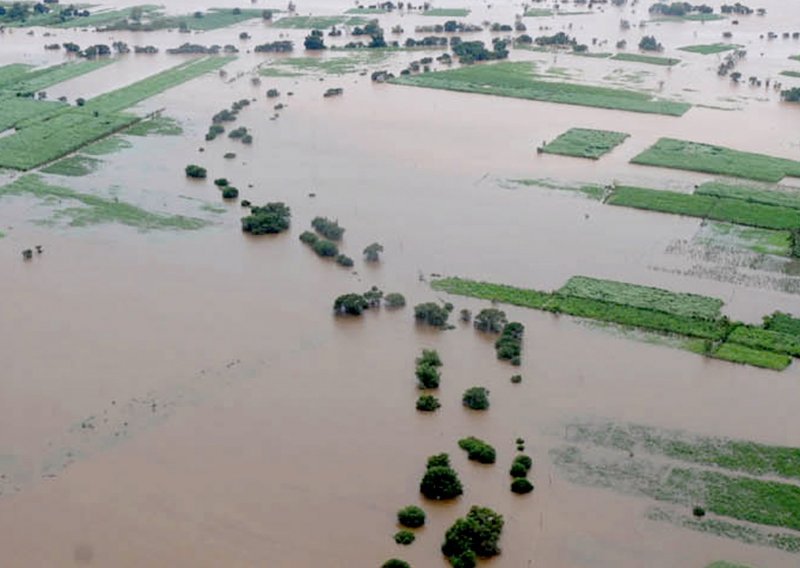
left=558, top=275, right=723, bottom=319
left=422, top=8, right=470, bottom=17
left=273, top=15, right=366, bottom=28
left=271, top=52, right=391, bottom=75
left=631, top=138, right=800, bottom=182
left=728, top=326, right=800, bottom=357
left=388, top=62, right=691, bottom=116
left=81, top=136, right=133, bottom=156
left=541, top=128, right=630, bottom=160
left=679, top=43, right=741, bottom=55
left=0, top=175, right=209, bottom=231
left=566, top=422, right=800, bottom=480
left=508, top=178, right=606, bottom=200
left=41, top=155, right=102, bottom=177
left=0, top=98, right=65, bottom=132
left=696, top=181, right=800, bottom=210
left=712, top=342, right=791, bottom=370
left=0, top=59, right=114, bottom=95
left=0, top=63, right=33, bottom=87
left=698, top=222, right=791, bottom=257
left=125, top=116, right=182, bottom=136
left=431, top=277, right=553, bottom=309
left=611, top=53, right=680, bottom=66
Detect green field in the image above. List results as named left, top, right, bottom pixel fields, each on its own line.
left=523, top=8, right=553, bottom=16
left=696, top=181, right=800, bottom=210
left=781, top=71, right=800, bottom=79
left=273, top=15, right=366, bottom=28
left=345, top=7, right=386, bottom=14
left=47, top=6, right=264, bottom=31
left=0, top=63, right=33, bottom=87
left=269, top=52, right=391, bottom=75
left=40, top=155, right=102, bottom=176
left=0, top=98, right=65, bottom=132
left=541, top=128, right=630, bottom=159
left=611, top=53, right=680, bottom=66
left=728, top=326, right=800, bottom=357
left=558, top=275, right=723, bottom=319
left=52, top=5, right=161, bottom=28
left=712, top=342, right=792, bottom=370
left=698, top=222, right=791, bottom=257
left=125, top=115, right=183, bottom=136
left=0, top=175, right=209, bottom=231
left=0, top=59, right=115, bottom=95
left=422, top=8, right=470, bottom=17
left=679, top=43, right=741, bottom=55
left=388, top=62, right=691, bottom=116
left=763, top=312, right=800, bottom=336
left=631, top=138, right=800, bottom=182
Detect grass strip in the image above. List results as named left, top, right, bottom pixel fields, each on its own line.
left=422, top=8, right=470, bottom=16
left=541, top=128, right=629, bottom=160
left=272, top=15, right=366, bottom=28
left=40, top=155, right=102, bottom=176
left=558, top=275, right=723, bottom=319
left=611, top=53, right=680, bottom=66
left=711, top=342, right=791, bottom=370
left=679, top=43, right=741, bottom=55
left=508, top=178, right=606, bottom=200
left=631, top=138, right=800, bottom=183
left=780, top=71, right=800, bottom=79
left=0, top=174, right=208, bottom=230
left=696, top=181, right=800, bottom=211
left=388, top=61, right=691, bottom=116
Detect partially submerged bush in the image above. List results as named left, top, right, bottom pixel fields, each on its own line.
left=363, top=242, right=384, bottom=262
left=221, top=187, right=239, bottom=199
left=384, top=293, right=406, bottom=308
left=416, top=363, right=441, bottom=389
left=420, top=455, right=463, bottom=500
left=416, top=349, right=442, bottom=367
left=185, top=164, right=207, bottom=178
left=241, top=202, right=290, bottom=234
left=496, top=322, right=524, bottom=364
left=299, top=230, right=318, bottom=245
left=213, top=177, right=229, bottom=187
left=474, top=308, right=507, bottom=333
left=441, top=506, right=504, bottom=563
left=335, top=254, right=354, bottom=267
left=312, top=239, right=339, bottom=257
left=382, top=560, right=410, bottom=568
left=416, top=394, right=441, bottom=412
left=510, top=478, right=534, bottom=494
left=510, top=374, right=522, bottom=384
left=414, top=302, right=450, bottom=328
left=333, top=293, right=369, bottom=315
left=311, top=216, right=345, bottom=240
left=458, top=437, right=496, bottom=464
left=397, top=505, right=426, bottom=528
left=394, top=530, right=415, bottom=545
left=427, top=453, right=450, bottom=469
left=462, top=387, right=489, bottom=410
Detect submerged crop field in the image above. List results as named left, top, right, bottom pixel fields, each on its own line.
left=541, top=128, right=630, bottom=160
left=388, top=62, right=691, bottom=116
left=631, top=138, right=800, bottom=182
left=272, top=15, right=366, bottom=28
left=679, top=43, right=742, bottom=55
left=610, top=53, right=681, bottom=66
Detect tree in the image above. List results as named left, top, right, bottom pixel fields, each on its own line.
left=782, top=87, right=800, bottom=102
left=335, top=254, right=354, bottom=267
left=363, top=242, right=384, bottom=261
left=394, top=530, right=415, bottom=545
left=511, top=478, right=534, bottom=494
left=416, top=349, right=442, bottom=367
left=458, top=437, right=496, bottom=464
left=311, top=216, right=344, bottom=240
left=639, top=35, right=662, bottom=51
left=462, top=387, right=489, bottom=410
left=304, top=29, right=326, bottom=50
left=222, top=187, right=239, bottom=199
left=495, top=322, right=524, bottom=364
left=333, top=293, right=369, bottom=315
left=312, top=239, right=338, bottom=257
left=473, top=308, right=507, bottom=333
left=420, top=459, right=463, bottom=500
left=299, top=230, right=318, bottom=245
left=416, top=394, right=440, bottom=411
left=241, top=202, right=291, bottom=234
left=441, top=506, right=504, bottom=562
left=363, top=286, right=383, bottom=307
left=382, top=560, right=410, bottom=568
left=384, top=293, right=406, bottom=308
left=397, top=505, right=426, bottom=528
left=185, top=164, right=207, bottom=178
left=416, top=363, right=440, bottom=389
left=414, top=302, right=450, bottom=328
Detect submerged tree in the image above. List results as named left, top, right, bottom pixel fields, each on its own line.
left=363, top=242, right=384, bottom=262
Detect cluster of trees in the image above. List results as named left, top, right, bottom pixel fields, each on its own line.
left=462, top=386, right=490, bottom=410
left=311, top=216, right=345, bottom=240
left=420, top=453, right=463, bottom=500
left=166, top=43, right=238, bottom=55
left=300, top=231, right=344, bottom=260
left=416, top=394, right=441, bottom=411
left=213, top=178, right=239, bottom=200
left=333, top=288, right=405, bottom=315
left=0, top=2, right=90, bottom=24
left=414, top=302, right=452, bottom=328
left=782, top=87, right=800, bottom=102
left=474, top=308, right=507, bottom=333
left=304, top=30, right=325, bottom=50
left=241, top=202, right=291, bottom=234
left=534, top=31, right=575, bottom=47
left=185, top=164, right=207, bottom=179
left=452, top=39, right=508, bottom=64
left=649, top=2, right=713, bottom=17
left=496, top=322, right=524, bottom=365
left=509, top=454, right=533, bottom=494
left=397, top=505, right=426, bottom=528
left=414, top=22, right=481, bottom=34
left=254, top=40, right=293, bottom=53
left=416, top=348, right=442, bottom=389
left=441, top=506, right=504, bottom=567
left=639, top=35, right=663, bottom=51
left=458, top=437, right=496, bottom=464
left=228, top=126, right=252, bottom=144
left=720, top=3, right=754, bottom=15
left=404, top=35, right=448, bottom=47
left=206, top=99, right=251, bottom=141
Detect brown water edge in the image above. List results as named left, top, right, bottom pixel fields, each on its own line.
left=3, top=0, right=800, bottom=566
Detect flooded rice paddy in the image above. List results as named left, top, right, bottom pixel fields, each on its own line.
left=2, top=0, right=800, bottom=566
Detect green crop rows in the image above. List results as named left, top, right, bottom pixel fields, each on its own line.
left=541, top=128, right=630, bottom=160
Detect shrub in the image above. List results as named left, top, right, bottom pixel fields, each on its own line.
left=414, top=302, right=450, bottom=328
left=312, top=239, right=339, bottom=257
left=224, top=152, right=236, bottom=159
left=693, top=505, right=706, bottom=518
left=364, top=242, right=384, bottom=261
left=510, top=478, right=534, bottom=494
left=474, top=308, right=507, bottom=332
left=394, top=530, right=415, bottom=545
left=427, top=453, right=450, bottom=468
left=420, top=466, right=463, bottom=500
left=241, top=202, right=291, bottom=234
left=460, top=309, right=472, bottom=322
left=213, top=177, right=229, bottom=187
left=206, top=124, right=225, bottom=140
left=382, top=560, right=410, bottom=568
left=513, top=454, right=532, bottom=471
left=496, top=322, right=524, bottom=363
left=384, top=293, right=406, bottom=308
left=462, top=387, right=489, bottom=410
left=311, top=216, right=345, bottom=240
left=458, top=437, right=496, bottom=464
left=299, top=230, right=318, bottom=245
left=335, top=254, right=354, bottom=267
left=221, top=187, right=239, bottom=199
left=185, top=164, right=207, bottom=178
left=417, top=349, right=442, bottom=367
left=334, top=293, right=369, bottom=315
left=509, top=462, right=528, bottom=477
left=441, top=506, right=504, bottom=562
left=397, top=505, right=426, bottom=528
left=416, top=363, right=441, bottom=389
left=363, top=286, right=383, bottom=307
left=510, top=374, right=522, bottom=384
left=416, top=394, right=441, bottom=412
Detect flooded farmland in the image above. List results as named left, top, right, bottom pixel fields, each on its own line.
left=2, top=0, right=800, bottom=566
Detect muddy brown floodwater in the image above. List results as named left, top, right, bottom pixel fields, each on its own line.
left=2, top=0, right=800, bottom=566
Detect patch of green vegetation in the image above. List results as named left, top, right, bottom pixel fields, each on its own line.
left=611, top=53, right=680, bottom=66
left=388, top=61, right=691, bottom=116
left=125, top=115, right=182, bottom=136
left=780, top=71, right=800, bottom=79
left=422, top=8, right=470, bottom=17
left=508, top=178, right=606, bottom=200
left=273, top=52, right=390, bottom=75
left=648, top=506, right=800, bottom=555
left=558, top=275, right=723, bottom=319
left=150, top=8, right=265, bottom=31
left=608, top=185, right=800, bottom=230
left=53, top=5, right=161, bottom=28
left=0, top=63, right=33, bottom=87
left=431, top=277, right=554, bottom=310
left=712, top=342, right=791, bottom=370
left=0, top=174, right=209, bottom=231
left=272, top=15, right=366, bottom=28
left=698, top=222, right=791, bottom=257
left=523, top=8, right=552, bottom=16
left=40, top=155, right=102, bottom=176
left=345, top=7, right=386, bottom=14
left=0, top=59, right=115, bottom=95
left=566, top=422, right=800, bottom=481
left=696, top=181, right=800, bottom=210
left=791, top=55, right=800, bottom=63
left=258, top=67, right=303, bottom=78
left=571, top=51, right=612, bottom=58
left=705, top=562, right=754, bottom=568
left=728, top=326, right=800, bottom=357
left=541, top=128, right=630, bottom=160
left=632, top=138, right=800, bottom=183
left=763, top=312, right=800, bottom=337
left=0, top=98, right=65, bottom=132
left=81, top=136, right=133, bottom=156
left=652, top=13, right=724, bottom=22
left=679, top=43, right=741, bottom=55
